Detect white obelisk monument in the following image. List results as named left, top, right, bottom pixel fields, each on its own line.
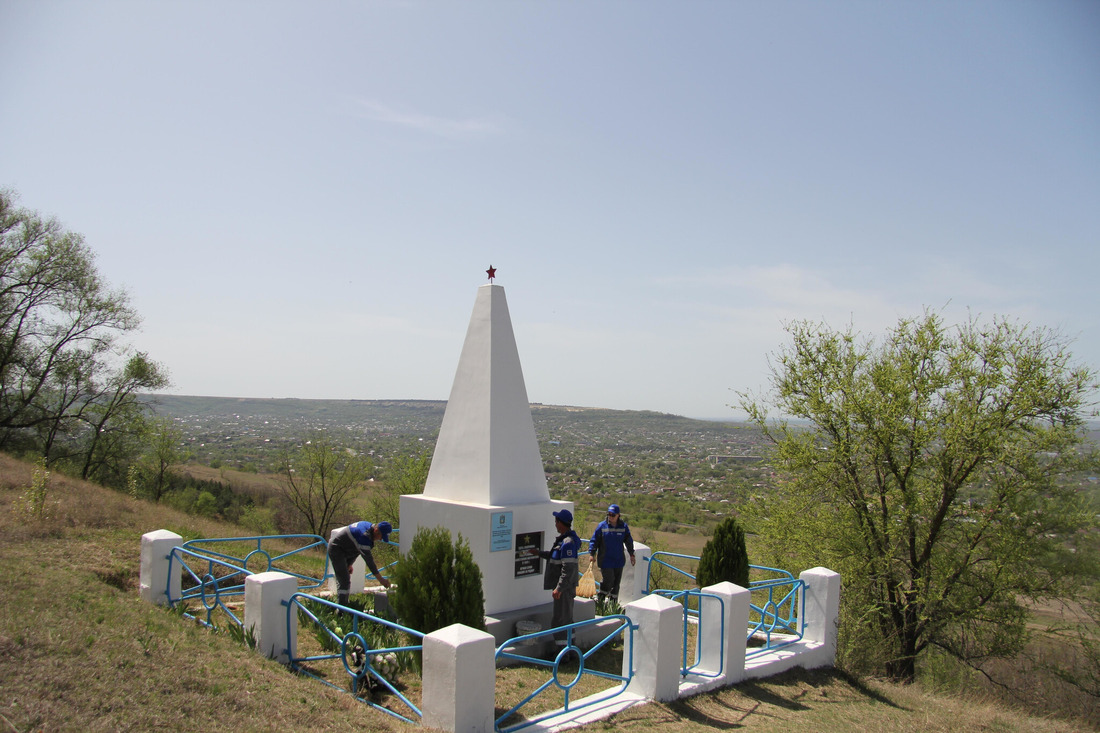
left=399, top=280, right=572, bottom=618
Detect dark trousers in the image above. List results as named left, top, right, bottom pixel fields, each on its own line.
left=551, top=589, right=576, bottom=645
left=598, top=566, right=624, bottom=602
left=328, top=541, right=355, bottom=605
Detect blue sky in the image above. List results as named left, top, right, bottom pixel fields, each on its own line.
left=2, top=1, right=1098, bottom=419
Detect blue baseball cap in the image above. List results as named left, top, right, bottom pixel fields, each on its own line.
left=553, top=509, right=573, bottom=526
left=376, top=521, right=392, bottom=542
left=607, top=504, right=621, bottom=515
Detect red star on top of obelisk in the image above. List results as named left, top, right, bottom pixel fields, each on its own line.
left=486, top=265, right=497, bottom=282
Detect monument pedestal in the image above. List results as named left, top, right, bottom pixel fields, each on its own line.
left=400, top=494, right=573, bottom=616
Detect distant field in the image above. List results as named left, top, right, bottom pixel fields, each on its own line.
left=176, top=463, right=284, bottom=499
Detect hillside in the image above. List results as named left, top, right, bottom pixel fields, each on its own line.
left=0, top=453, right=1092, bottom=732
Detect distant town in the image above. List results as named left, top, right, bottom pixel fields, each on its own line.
left=144, top=394, right=778, bottom=534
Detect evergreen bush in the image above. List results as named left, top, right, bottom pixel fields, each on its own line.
left=696, top=516, right=749, bottom=588
left=389, top=526, right=486, bottom=634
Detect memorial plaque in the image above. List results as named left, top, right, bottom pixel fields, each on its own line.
left=514, top=531, right=543, bottom=578
left=490, top=511, right=513, bottom=552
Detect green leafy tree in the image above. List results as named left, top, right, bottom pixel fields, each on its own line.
left=77, top=352, right=170, bottom=485
left=740, top=311, right=1098, bottom=683
left=370, top=448, right=430, bottom=523
left=389, top=526, right=485, bottom=634
left=279, top=432, right=371, bottom=536
left=0, top=190, right=140, bottom=440
left=0, top=191, right=169, bottom=484
left=129, top=416, right=189, bottom=501
left=696, top=516, right=749, bottom=588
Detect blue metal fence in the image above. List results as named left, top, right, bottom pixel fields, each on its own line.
left=158, top=532, right=809, bottom=727
left=165, top=534, right=330, bottom=628
left=650, top=588, right=725, bottom=678
left=494, top=615, right=635, bottom=733
left=644, top=551, right=699, bottom=594
left=286, top=592, right=424, bottom=724
left=746, top=571, right=805, bottom=657
left=643, top=553, right=806, bottom=656
left=178, top=534, right=328, bottom=590
left=166, top=545, right=250, bottom=629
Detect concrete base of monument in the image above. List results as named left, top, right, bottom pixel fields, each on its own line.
left=400, top=493, right=574, bottom=616
left=487, top=597, right=621, bottom=666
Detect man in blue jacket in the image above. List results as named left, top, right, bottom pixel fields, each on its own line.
left=328, top=520, right=392, bottom=607
left=540, top=508, right=581, bottom=648
left=589, top=504, right=635, bottom=604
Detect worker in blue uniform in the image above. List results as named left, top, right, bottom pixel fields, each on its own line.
left=328, top=520, right=392, bottom=606
left=539, top=508, right=581, bottom=647
left=588, top=503, right=635, bottom=603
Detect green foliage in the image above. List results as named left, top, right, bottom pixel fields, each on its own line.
left=13, top=456, right=57, bottom=521
left=367, top=446, right=429, bottom=525
left=159, top=474, right=255, bottom=522
left=129, top=417, right=188, bottom=501
left=594, top=595, right=623, bottom=618
left=279, top=432, right=372, bottom=536
left=193, top=491, right=219, bottom=517
left=696, top=516, right=749, bottom=588
left=126, top=464, right=140, bottom=499
left=389, top=526, right=486, bottom=634
left=222, top=621, right=257, bottom=650
left=238, top=504, right=278, bottom=535
left=0, top=190, right=170, bottom=483
left=741, top=310, right=1100, bottom=682
left=381, top=449, right=431, bottom=496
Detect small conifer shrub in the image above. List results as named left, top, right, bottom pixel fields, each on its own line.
left=389, top=526, right=486, bottom=634
left=696, top=516, right=750, bottom=588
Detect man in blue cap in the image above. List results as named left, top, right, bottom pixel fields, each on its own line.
left=328, top=520, right=392, bottom=606
left=588, top=503, right=635, bottom=604
left=539, top=508, right=581, bottom=647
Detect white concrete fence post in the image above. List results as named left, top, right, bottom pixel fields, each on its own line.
left=140, top=529, right=182, bottom=606
left=698, top=581, right=750, bottom=685
left=623, top=593, right=682, bottom=702
left=422, top=623, right=496, bottom=733
left=245, top=571, right=298, bottom=664
left=799, top=567, right=841, bottom=669
left=621, top=541, right=651, bottom=605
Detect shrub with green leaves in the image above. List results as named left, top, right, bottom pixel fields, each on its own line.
left=389, top=526, right=486, bottom=634
left=13, top=456, right=56, bottom=521
left=696, top=516, right=749, bottom=588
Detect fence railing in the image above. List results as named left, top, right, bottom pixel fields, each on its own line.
left=643, top=553, right=805, bottom=657
left=286, top=592, right=425, bottom=724
left=644, top=551, right=699, bottom=594
left=179, top=534, right=329, bottom=592
left=747, top=574, right=805, bottom=657
left=494, top=615, right=635, bottom=733
left=650, top=588, right=725, bottom=678
left=166, top=545, right=250, bottom=630
left=173, top=532, right=406, bottom=595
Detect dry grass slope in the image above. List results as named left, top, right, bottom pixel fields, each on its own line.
left=0, top=453, right=1091, bottom=732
